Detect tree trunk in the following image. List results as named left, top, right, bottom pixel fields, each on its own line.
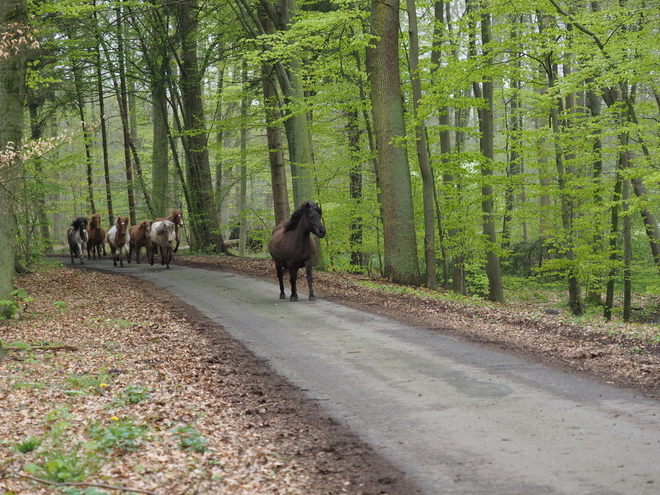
left=0, top=0, right=27, bottom=321
left=93, top=2, right=113, bottom=226
left=347, top=110, right=364, bottom=271
left=238, top=63, right=248, bottom=257
left=366, top=0, right=421, bottom=286
left=72, top=62, right=96, bottom=213
left=260, top=15, right=289, bottom=225
left=178, top=0, right=224, bottom=252
left=406, top=0, right=437, bottom=290
left=469, top=1, right=503, bottom=302
left=152, top=75, right=169, bottom=217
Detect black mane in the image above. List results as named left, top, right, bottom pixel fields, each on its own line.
left=283, top=202, right=321, bottom=232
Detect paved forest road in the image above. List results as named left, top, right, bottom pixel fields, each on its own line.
left=90, top=263, right=660, bottom=494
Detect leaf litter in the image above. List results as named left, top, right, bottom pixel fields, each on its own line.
left=1, top=263, right=417, bottom=495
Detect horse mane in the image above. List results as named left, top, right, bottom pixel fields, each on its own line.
left=71, top=217, right=87, bottom=231
left=283, top=202, right=321, bottom=232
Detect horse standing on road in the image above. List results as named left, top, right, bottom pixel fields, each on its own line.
left=268, top=201, right=326, bottom=301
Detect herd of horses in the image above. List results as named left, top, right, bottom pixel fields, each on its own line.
left=67, top=201, right=327, bottom=301
left=67, top=209, right=183, bottom=270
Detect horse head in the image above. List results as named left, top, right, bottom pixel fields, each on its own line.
left=73, top=217, right=89, bottom=242
left=304, top=202, right=326, bottom=239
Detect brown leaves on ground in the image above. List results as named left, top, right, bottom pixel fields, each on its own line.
left=0, top=264, right=415, bottom=495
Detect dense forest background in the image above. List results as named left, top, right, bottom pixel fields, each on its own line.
left=3, top=0, right=660, bottom=321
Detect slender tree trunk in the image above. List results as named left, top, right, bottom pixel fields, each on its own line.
left=623, top=178, right=632, bottom=321
left=406, top=0, right=437, bottom=290
left=238, top=63, right=248, bottom=256
left=93, top=2, right=113, bottom=226
left=347, top=110, right=364, bottom=271
left=276, top=0, right=315, bottom=206
left=469, top=1, right=503, bottom=302
left=27, top=102, right=51, bottom=252
left=433, top=0, right=462, bottom=292
left=367, top=0, right=421, bottom=286
left=114, top=6, right=136, bottom=225
left=152, top=75, right=169, bottom=217
left=72, top=63, right=96, bottom=213
left=604, top=132, right=626, bottom=320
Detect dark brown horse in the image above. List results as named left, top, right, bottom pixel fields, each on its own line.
left=268, top=201, right=326, bottom=301
left=86, top=213, right=106, bottom=260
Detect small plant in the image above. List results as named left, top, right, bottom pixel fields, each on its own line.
left=53, top=300, right=67, bottom=313
left=24, top=445, right=97, bottom=483
left=14, top=436, right=42, bottom=453
left=172, top=425, right=208, bottom=453
left=62, top=373, right=112, bottom=396
left=0, top=289, right=34, bottom=319
left=87, top=417, right=150, bottom=453
left=113, top=384, right=152, bottom=406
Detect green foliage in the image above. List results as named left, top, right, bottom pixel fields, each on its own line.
left=53, top=300, right=67, bottom=313
left=172, top=425, right=208, bottom=453
left=0, top=289, right=34, bottom=319
left=87, top=417, right=150, bottom=453
left=61, top=373, right=111, bottom=396
left=24, top=445, right=98, bottom=483
left=112, top=384, right=152, bottom=406
left=14, top=437, right=42, bottom=454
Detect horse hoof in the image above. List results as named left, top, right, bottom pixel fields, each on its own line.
left=279, top=294, right=286, bottom=300
left=309, top=295, right=316, bottom=301
left=290, top=295, right=298, bottom=302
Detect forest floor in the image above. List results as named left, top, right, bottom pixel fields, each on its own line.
left=1, top=253, right=660, bottom=494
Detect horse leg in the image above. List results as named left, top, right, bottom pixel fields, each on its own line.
left=289, top=270, right=299, bottom=302
left=79, top=242, right=85, bottom=264
left=276, top=265, right=286, bottom=299
left=306, top=261, right=315, bottom=301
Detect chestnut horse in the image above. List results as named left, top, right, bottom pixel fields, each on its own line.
left=268, top=201, right=326, bottom=301
left=129, top=220, right=152, bottom=263
left=86, top=213, right=106, bottom=260
left=155, top=209, right=183, bottom=253
left=67, top=217, right=89, bottom=265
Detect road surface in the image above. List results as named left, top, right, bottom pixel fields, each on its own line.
left=88, top=262, right=660, bottom=494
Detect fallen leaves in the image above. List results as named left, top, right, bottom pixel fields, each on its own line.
left=1, top=264, right=412, bottom=494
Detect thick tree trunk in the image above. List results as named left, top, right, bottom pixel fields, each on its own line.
left=178, top=0, right=224, bottom=252
left=366, top=0, right=421, bottom=286
left=0, top=0, right=27, bottom=321
left=260, top=15, right=289, bottom=225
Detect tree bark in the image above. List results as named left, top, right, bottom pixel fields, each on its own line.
left=177, top=0, right=225, bottom=252
left=366, top=0, right=421, bottom=286
left=406, top=0, right=437, bottom=290
left=0, top=0, right=27, bottom=321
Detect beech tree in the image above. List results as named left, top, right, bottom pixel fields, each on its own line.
left=367, top=0, right=421, bottom=286
left=0, top=0, right=28, bottom=327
